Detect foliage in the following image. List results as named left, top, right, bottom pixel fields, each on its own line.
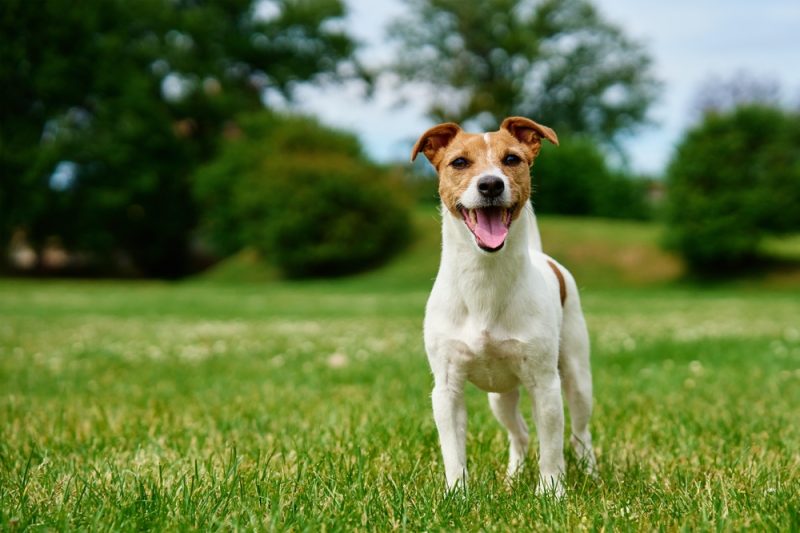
left=666, top=105, right=800, bottom=274
left=399, top=159, right=441, bottom=206
left=532, top=137, right=650, bottom=219
left=0, top=0, right=355, bottom=277
left=193, top=113, right=411, bottom=277
left=389, top=0, right=659, bottom=141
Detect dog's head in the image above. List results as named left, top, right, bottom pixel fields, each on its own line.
left=411, top=116, right=558, bottom=253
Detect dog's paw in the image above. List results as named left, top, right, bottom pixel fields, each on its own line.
left=583, top=461, right=599, bottom=480
left=442, top=482, right=468, bottom=501
left=504, top=459, right=525, bottom=485
left=535, top=475, right=565, bottom=499
left=570, top=434, right=598, bottom=478
left=502, top=471, right=521, bottom=492
left=444, top=473, right=468, bottom=496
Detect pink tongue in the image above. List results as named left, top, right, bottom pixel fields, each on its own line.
left=474, top=208, right=508, bottom=249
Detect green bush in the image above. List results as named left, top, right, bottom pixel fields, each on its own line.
left=531, top=136, right=650, bottom=219
left=0, top=0, right=356, bottom=278
left=193, top=113, right=411, bottom=278
left=666, top=105, right=800, bottom=273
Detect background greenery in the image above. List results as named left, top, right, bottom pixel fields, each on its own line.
left=666, top=105, right=800, bottom=274
left=389, top=0, right=659, bottom=141
left=5, top=0, right=797, bottom=277
left=193, top=113, right=411, bottom=277
left=1, top=0, right=668, bottom=280
left=0, top=0, right=355, bottom=277
left=532, top=137, right=650, bottom=220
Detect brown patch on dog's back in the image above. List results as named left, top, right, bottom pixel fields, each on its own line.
left=547, top=259, right=567, bottom=307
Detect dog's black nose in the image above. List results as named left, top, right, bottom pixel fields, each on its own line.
left=477, top=176, right=504, bottom=198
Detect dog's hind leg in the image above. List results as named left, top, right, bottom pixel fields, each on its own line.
left=558, top=305, right=597, bottom=475
left=488, top=389, right=529, bottom=479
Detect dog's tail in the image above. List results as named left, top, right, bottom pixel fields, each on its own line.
left=524, top=201, right=543, bottom=252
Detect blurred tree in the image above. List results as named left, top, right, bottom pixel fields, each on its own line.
left=388, top=0, right=659, bottom=142
left=0, top=0, right=355, bottom=276
left=193, top=112, right=411, bottom=277
left=692, top=71, right=782, bottom=117
left=666, top=105, right=800, bottom=274
left=532, top=136, right=649, bottom=219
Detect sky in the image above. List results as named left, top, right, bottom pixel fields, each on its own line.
left=294, top=0, right=800, bottom=175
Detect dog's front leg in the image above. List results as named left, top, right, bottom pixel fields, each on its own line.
left=528, top=372, right=566, bottom=497
left=431, top=368, right=468, bottom=491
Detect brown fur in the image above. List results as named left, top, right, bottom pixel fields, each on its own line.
left=547, top=260, right=567, bottom=306
left=411, top=117, right=559, bottom=221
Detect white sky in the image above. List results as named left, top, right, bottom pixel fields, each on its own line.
left=295, top=0, right=800, bottom=175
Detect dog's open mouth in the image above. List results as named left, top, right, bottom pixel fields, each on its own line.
left=460, top=206, right=513, bottom=252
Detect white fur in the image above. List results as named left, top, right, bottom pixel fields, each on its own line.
left=424, top=200, right=596, bottom=495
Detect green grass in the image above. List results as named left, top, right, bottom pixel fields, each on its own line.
left=2, top=212, right=800, bottom=530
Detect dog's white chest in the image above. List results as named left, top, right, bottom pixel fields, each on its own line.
left=425, top=259, right=559, bottom=393
left=458, top=329, right=527, bottom=392
left=427, top=302, right=544, bottom=393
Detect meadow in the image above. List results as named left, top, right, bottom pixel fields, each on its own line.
left=2, top=210, right=799, bottom=531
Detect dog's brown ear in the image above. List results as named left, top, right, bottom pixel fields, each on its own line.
left=410, top=122, right=462, bottom=166
left=501, top=116, right=559, bottom=147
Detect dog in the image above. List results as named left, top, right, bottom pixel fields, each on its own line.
left=411, top=117, right=597, bottom=495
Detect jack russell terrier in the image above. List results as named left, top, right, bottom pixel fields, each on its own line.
left=411, top=117, right=597, bottom=495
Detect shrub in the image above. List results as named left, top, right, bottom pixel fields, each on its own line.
left=193, top=113, right=411, bottom=277
left=531, top=136, right=649, bottom=219
left=666, top=105, right=800, bottom=274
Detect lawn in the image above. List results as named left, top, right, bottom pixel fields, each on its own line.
left=2, top=213, right=800, bottom=530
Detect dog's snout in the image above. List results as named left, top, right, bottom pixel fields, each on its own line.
left=478, top=176, right=504, bottom=198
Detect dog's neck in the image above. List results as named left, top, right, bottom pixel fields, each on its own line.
left=438, top=202, right=536, bottom=314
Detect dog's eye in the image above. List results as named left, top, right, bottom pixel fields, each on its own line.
left=503, top=154, right=522, bottom=166
left=450, top=157, right=469, bottom=169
